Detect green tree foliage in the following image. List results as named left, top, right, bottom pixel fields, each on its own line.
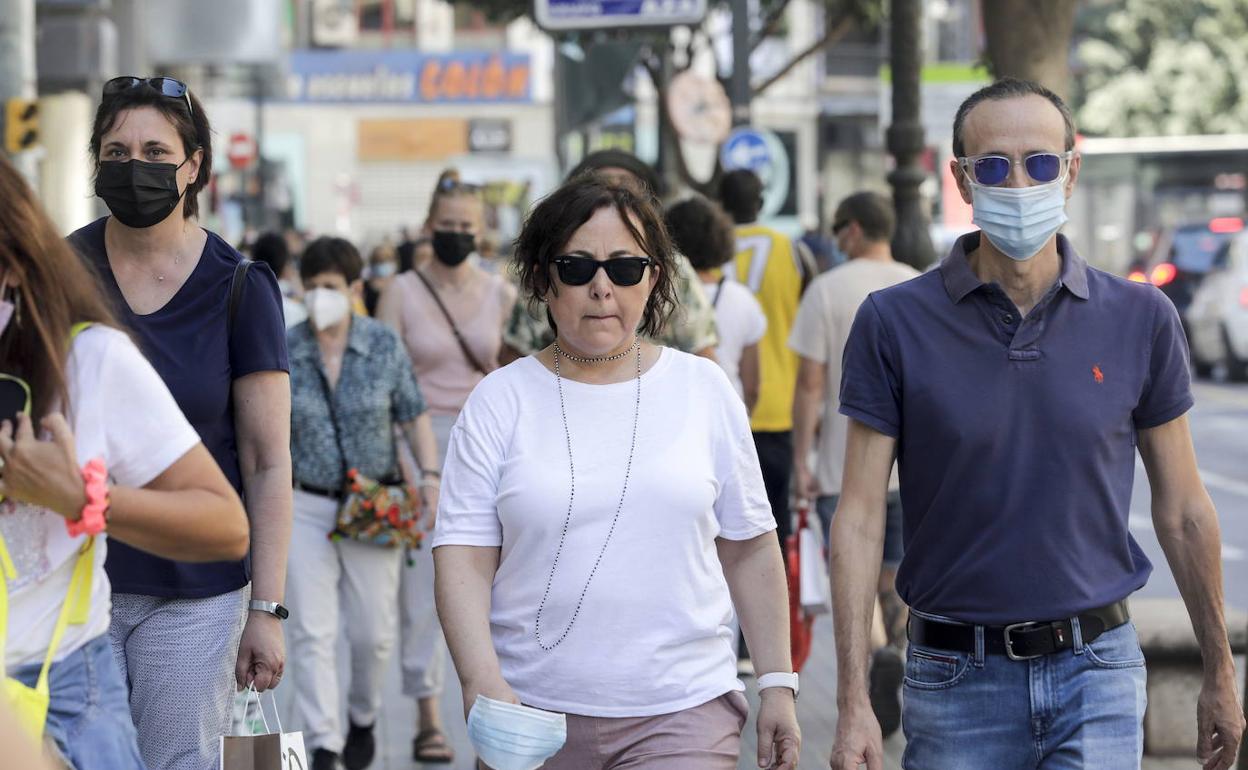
left=1074, top=0, right=1248, bottom=136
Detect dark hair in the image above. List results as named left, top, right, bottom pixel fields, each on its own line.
left=834, top=192, right=895, bottom=243
left=300, top=237, right=363, bottom=284
left=0, top=156, right=120, bottom=421
left=718, top=169, right=763, bottom=224
left=251, top=232, right=290, bottom=276
left=513, top=176, right=677, bottom=338
left=568, top=150, right=663, bottom=197
left=89, top=80, right=212, bottom=220
left=952, top=77, right=1076, bottom=158
left=664, top=197, right=736, bottom=271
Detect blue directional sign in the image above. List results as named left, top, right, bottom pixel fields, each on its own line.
left=535, top=0, right=707, bottom=31
left=720, top=127, right=790, bottom=219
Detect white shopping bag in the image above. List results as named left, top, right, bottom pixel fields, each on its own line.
left=798, top=513, right=832, bottom=616
left=219, top=685, right=308, bottom=770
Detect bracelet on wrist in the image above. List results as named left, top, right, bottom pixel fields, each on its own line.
left=418, top=478, right=441, bottom=489
left=67, top=458, right=109, bottom=537
left=421, top=469, right=441, bottom=479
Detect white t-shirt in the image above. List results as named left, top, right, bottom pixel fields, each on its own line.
left=1, top=326, right=199, bottom=671
left=432, top=349, right=775, bottom=717
left=788, top=258, right=920, bottom=494
left=703, top=279, right=768, bottom=400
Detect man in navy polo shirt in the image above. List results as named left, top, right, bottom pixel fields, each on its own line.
left=828, top=78, right=1245, bottom=770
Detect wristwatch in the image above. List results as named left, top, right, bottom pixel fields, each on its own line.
left=248, top=600, right=290, bottom=620
left=757, top=671, right=800, bottom=698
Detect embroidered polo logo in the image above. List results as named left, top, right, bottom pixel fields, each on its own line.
left=1092, top=365, right=1104, bottom=384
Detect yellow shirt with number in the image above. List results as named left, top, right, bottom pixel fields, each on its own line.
left=731, top=224, right=808, bottom=432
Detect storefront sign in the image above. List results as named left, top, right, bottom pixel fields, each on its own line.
left=286, top=51, right=533, bottom=104
left=468, top=119, right=512, bottom=153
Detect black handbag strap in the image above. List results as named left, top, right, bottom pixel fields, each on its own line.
left=312, top=353, right=351, bottom=491
left=711, top=276, right=726, bottom=309
left=228, top=259, right=253, bottom=339
left=413, top=269, right=491, bottom=376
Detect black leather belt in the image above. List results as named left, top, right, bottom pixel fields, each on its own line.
left=293, top=480, right=342, bottom=500
left=908, top=599, right=1131, bottom=661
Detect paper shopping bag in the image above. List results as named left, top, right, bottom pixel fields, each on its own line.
left=219, top=686, right=308, bottom=770
left=219, top=731, right=307, bottom=770
left=798, top=510, right=832, bottom=616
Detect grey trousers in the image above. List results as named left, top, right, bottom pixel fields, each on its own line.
left=398, top=411, right=457, bottom=700
left=110, top=586, right=250, bottom=770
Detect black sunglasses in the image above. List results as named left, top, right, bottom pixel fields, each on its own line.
left=103, top=76, right=194, bottom=118
left=551, top=255, right=653, bottom=287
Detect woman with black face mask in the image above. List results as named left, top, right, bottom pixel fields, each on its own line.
left=67, top=77, right=292, bottom=770
left=375, top=170, right=516, bottom=766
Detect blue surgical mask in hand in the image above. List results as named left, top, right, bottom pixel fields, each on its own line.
left=970, top=177, right=1069, bottom=261
left=467, top=695, right=567, bottom=770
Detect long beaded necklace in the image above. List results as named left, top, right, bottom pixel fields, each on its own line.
left=534, top=339, right=642, bottom=651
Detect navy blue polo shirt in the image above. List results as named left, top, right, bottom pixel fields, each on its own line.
left=71, top=217, right=289, bottom=599
left=840, top=232, right=1192, bottom=625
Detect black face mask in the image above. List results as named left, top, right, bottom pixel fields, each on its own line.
left=432, top=231, right=476, bottom=267
left=95, top=158, right=190, bottom=229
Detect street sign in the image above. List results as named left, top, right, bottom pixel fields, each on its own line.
left=227, top=132, right=257, bottom=170
left=720, top=127, right=790, bottom=219
left=4, top=99, right=39, bottom=154
left=468, top=119, right=512, bottom=154
left=535, top=0, right=707, bottom=31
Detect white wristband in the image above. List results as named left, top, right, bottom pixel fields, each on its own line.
left=756, top=671, right=800, bottom=698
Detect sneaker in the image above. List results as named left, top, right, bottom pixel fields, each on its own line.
left=343, top=720, right=375, bottom=770
left=312, top=748, right=344, bottom=770
left=869, top=646, right=905, bottom=737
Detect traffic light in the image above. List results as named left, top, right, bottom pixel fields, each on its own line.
left=4, top=99, right=39, bottom=154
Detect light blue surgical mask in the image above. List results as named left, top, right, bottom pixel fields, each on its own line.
left=970, top=177, right=1069, bottom=261
left=466, top=695, right=567, bottom=770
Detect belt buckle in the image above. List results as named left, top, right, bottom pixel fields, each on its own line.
left=1003, top=621, right=1044, bottom=661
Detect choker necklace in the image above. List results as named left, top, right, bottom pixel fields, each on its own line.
left=552, top=339, right=639, bottom=364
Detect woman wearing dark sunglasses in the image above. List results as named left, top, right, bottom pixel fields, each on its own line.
left=433, top=175, right=800, bottom=770
left=68, top=77, right=292, bottom=770
left=0, top=156, right=248, bottom=770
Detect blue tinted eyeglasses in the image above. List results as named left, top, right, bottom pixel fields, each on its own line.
left=958, top=151, right=1073, bottom=186
left=103, top=76, right=193, bottom=117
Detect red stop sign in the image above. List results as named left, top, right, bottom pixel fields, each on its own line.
left=227, top=132, right=256, bottom=170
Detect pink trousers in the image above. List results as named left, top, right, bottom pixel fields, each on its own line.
left=541, top=691, right=749, bottom=770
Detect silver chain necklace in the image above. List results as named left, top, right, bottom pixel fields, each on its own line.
left=534, top=339, right=642, bottom=651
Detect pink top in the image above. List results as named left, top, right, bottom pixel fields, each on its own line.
left=379, top=270, right=508, bottom=416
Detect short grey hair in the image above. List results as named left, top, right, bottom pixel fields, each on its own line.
left=952, top=77, right=1076, bottom=158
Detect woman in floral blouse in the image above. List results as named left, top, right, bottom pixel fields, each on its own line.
left=284, top=237, right=440, bottom=770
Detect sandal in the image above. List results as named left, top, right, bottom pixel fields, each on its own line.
left=413, top=727, right=455, bottom=764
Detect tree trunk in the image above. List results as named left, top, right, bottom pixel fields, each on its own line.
left=981, top=0, right=1079, bottom=100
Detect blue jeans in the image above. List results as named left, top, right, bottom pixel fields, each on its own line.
left=11, top=634, right=147, bottom=770
left=901, top=617, right=1147, bottom=769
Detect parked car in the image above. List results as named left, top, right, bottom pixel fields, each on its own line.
left=1127, top=219, right=1244, bottom=326
left=1186, top=231, right=1248, bottom=381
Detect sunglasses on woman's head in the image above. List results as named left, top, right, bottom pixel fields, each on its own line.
left=551, top=255, right=653, bottom=287
left=103, top=76, right=194, bottom=118
left=957, top=151, right=1072, bottom=187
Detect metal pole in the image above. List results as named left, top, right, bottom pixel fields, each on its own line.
left=886, top=0, right=936, bottom=269
left=729, top=0, right=751, bottom=126
left=253, top=65, right=268, bottom=231
left=0, top=0, right=38, bottom=185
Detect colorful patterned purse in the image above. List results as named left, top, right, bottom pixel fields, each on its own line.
left=329, top=468, right=424, bottom=549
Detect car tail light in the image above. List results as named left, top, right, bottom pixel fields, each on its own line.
left=1151, top=262, right=1178, bottom=286
left=1209, top=217, right=1244, bottom=234
left=1127, top=270, right=1148, bottom=283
